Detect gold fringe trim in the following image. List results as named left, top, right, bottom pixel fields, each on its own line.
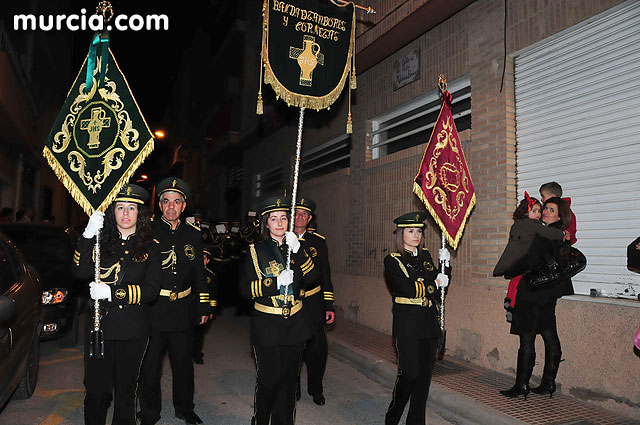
left=43, top=139, right=154, bottom=216
left=260, top=0, right=356, bottom=112
left=413, top=181, right=476, bottom=251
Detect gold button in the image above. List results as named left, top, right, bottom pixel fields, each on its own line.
left=124, top=250, right=130, bottom=254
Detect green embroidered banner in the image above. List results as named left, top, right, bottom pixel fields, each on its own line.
left=260, top=0, right=356, bottom=111
left=43, top=48, right=154, bottom=216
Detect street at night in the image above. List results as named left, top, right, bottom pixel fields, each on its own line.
left=0, top=314, right=471, bottom=425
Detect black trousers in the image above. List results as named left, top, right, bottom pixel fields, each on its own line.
left=385, top=337, right=438, bottom=425
left=83, top=337, right=148, bottom=425
left=193, top=323, right=205, bottom=361
left=138, top=330, right=195, bottom=422
left=301, top=321, right=328, bottom=396
left=252, top=341, right=305, bottom=425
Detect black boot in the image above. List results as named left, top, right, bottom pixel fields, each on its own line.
left=531, top=355, right=559, bottom=398
left=500, top=349, right=534, bottom=400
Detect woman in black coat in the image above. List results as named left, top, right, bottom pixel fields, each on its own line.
left=240, top=196, right=319, bottom=425
left=72, top=184, right=161, bottom=425
left=500, top=196, right=573, bottom=400
left=384, top=212, right=449, bottom=425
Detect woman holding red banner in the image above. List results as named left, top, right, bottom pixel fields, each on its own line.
left=384, top=212, right=449, bottom=425
left=495, top=196, right=571, bottom=399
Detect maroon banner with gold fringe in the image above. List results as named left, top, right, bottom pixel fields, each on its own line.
left=413, top=90, right=475, bottom=250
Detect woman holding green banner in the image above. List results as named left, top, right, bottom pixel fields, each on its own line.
left=73, top=184, right=161, bottom=425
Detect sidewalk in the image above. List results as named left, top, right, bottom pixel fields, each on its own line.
left=327, top=319, right=639, bottom=425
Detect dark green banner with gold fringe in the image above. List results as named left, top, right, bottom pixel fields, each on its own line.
left=43, top=48, right=154, bottom=216
left=259, top=0, right=356, bottom=113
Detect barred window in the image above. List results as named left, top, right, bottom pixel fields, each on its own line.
left=369, top=75, right=471, bottom=159
left=301, top=134, right=350, bottom=180
left=254, top=165, right=283, bottom=198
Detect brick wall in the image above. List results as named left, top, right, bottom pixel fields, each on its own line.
left=244, top=0, right=639, bottom=417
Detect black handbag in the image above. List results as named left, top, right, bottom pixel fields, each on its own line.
left=523, top=244, right=587, bottom=290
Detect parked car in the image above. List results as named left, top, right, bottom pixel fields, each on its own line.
left=0, top=224, right=83, bottom=343
left=0, top=231, right=42, bottom=408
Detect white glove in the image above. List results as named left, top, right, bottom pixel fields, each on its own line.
left=89, top=281, right=112, bottom=301
left=277, top=269, right=294, bottom=289
left=436, top=273, right=449, bottom=289
left=83, top=211, right=105, bottom=239
left=284, top=231, right=300, bottom=253
left=439, top=248, right=450, bottom=267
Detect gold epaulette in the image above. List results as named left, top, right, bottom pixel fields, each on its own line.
left=187, top=221, right=201, bottom=231
left=312, top=232, right=326, bottom=240
left=390, top=253, right=409, bottom=278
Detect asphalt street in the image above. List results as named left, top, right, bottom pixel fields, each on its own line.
left=0, top=313, right=476, bottom=425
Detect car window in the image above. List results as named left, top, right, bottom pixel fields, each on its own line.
left=0, top=241, right=17, bottom=294
left=0, top=228, right=72, bottom=279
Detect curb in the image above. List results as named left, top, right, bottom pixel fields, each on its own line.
left=328, top=335, right=528, bottom=425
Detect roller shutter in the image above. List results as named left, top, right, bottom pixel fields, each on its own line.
left=514, top=1, right=640, bottom=299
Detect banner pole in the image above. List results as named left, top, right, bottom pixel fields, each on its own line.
left=440, top=231, right=446, bottom=329
left=90, top=230, right=104, bottom=359
left=438, top=231, right=447, bottom=356
left=284, top=107, right=305, bottom=302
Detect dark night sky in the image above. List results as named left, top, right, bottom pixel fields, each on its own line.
left=66, top=1, right=218, bottom=131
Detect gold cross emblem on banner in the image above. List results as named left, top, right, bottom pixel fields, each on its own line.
left=266, top=260, right=284, bottom=277
left=80, top=106, right=111, bottom=149
left=289, top=35, right=324, bottom=87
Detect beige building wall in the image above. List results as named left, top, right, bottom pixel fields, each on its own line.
left=271, top=0, right=639, bottom=418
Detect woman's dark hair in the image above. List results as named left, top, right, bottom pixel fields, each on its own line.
left=259, top=211, right=290, bottom=241
left=513, top=197, right=541, bottom=220
left=394, top=227, right=426, bottom=262
left=543, top=197, right=570, bottom=230
left=101, top=203, right=153, bottom=260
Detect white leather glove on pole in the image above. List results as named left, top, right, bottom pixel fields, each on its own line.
left=439, top=247, right=450, bottom=267
left=83, top=211, right=105, bottom=239
left=436, top=273, right=449, bottom=289
left=277, top=269, right=294, bottom=289
left=89, top=281, right=112, bottom=301
left=284, top=231, right=300, bottom=253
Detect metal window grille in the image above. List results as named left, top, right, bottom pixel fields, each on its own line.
left=301, top=134, right=350, bottom=180
left=254, top=165, right=283, bottom=198
left=369, top=76, right=471, bottom=159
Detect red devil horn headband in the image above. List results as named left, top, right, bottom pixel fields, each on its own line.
left=524, top=191, right=536, bottom=211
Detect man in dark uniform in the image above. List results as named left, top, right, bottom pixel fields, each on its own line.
left=294, top=197, right=335, bottom=406
left=193, top=243, right=218, bottom=364
left=138, top=178, right=210, bottom=425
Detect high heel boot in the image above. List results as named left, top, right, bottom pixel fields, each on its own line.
left=531, top=355, right=559, bottom=398
left=500, top=349, right=534, bottom=400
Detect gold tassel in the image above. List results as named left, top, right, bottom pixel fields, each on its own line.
left=346, top=112, right=353, bottom=134
left=257, top=0, right=267, bottom=116
left=350, top=71, right=357, bottom=90
left=256, top=93, right=263, bottom=115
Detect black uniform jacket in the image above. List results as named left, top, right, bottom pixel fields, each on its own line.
left=204, top=266, right=218, bottom=314
left=298, top=231, right=335, bottom=326
left=493, top=219, right=564, bottom=278
left=384, top=249, right=443, bottom=340
left=240, top=238, right=319, bottom=346
left=149, top=217, right=210, bottom=332
left=72, top=234, right=161, bottom=340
